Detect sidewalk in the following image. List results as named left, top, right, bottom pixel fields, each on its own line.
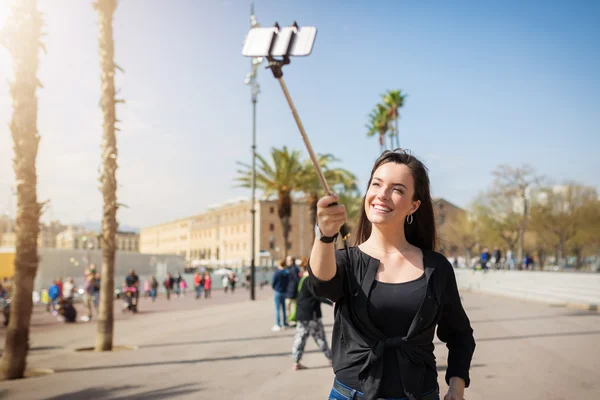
left=1, top=291, right=599, bottom=399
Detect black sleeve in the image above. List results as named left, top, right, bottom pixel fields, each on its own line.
left=436, top=262, right=476, bottom=388
left=306, top=248, right=348, bottom=303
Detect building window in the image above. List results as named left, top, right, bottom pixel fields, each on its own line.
left=287, top=242, right=292, bottom=250
left=270, top=207, right=275, bottom=214
left=289, top=224, right=292, bottom=233
left=269, top=223, right=274, bottom=232
left=269, top=237, right=275, bottom=250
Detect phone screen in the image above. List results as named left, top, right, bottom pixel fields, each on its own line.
left=242, top=26, right=317, bottom=57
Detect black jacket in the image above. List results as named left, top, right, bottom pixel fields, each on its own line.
left=308, top=247, right=475, bottom=400
left=295, top=275, right=332, bottom=322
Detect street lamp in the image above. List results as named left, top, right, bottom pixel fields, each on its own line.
left=245, top=0, right=263, bottom=301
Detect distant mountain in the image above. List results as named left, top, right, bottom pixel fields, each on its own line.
left=76, top=221, right=140, bottom=233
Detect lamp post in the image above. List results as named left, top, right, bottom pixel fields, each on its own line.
left=245, top=0, right=263, bottom=301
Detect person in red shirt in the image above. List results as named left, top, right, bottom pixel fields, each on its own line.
left=194, top=271, right=204, bottom=299
left=203, top=272, right=212, bottom=298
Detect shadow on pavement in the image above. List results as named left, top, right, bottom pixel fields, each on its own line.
left=41, top=383, right=202, bottom=400
left=139, top=325, right=334, bottom=349
left=471, top=311, right=599, bottom=324
left=56, top=349, right=324, bottom=373
left=140, top=333, right=298, bottom=348
left=475, top=330, right=600, bottom=342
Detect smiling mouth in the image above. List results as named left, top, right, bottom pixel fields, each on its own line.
left=372, top=204, right=392, bottom=213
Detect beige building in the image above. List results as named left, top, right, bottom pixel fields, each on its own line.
left=0, top=219, right=67, bottom=249
left=140, top=198, right=314, bottom=268
left=55, top=226, right=139, bottom=252
left=434, top=197, right=467, bottom=257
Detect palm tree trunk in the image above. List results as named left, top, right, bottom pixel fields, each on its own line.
left=517, top=193, right=528, bottom=269
left=94, top=0, right=119, bottom=352
left=277, top=192, right=292, bottom=260
left=394, top=116, right=400, bottom=149
left=0, top=0, right=43, bottom=379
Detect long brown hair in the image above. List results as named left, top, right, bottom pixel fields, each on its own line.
left=354, top=149, right=437, bottom=250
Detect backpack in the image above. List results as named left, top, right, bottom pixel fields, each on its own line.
left=48, top=285, right=60, bottom=300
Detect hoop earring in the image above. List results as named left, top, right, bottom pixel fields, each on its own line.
left=407, top=214, right=413, bottom=225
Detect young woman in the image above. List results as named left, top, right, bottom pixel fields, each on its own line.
left=308, top=150, right=475, bottom=400
left=291, top=257, right=332, bottom=371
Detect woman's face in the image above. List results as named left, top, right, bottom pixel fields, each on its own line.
left=364, top=162, right=420, bottom=227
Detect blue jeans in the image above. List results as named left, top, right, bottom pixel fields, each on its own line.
left=274, top=291, right=287, bottom=327
left=328, top=380, right=440, bottom=400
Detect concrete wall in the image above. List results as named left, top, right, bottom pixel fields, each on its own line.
left=454, top=269, right=600, bottom=310
left=34, top=248, right=186, bottom=292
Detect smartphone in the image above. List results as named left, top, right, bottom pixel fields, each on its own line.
left=242, top=26, right=317, bottom=57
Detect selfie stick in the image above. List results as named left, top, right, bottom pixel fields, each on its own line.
left=265, top=22, right=350, bottom=241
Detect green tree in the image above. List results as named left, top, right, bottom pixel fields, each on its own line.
left=336, top=187, right=364, bottom=245
left=366, top=103, right=389, bottom=153
left=530, top=184, right=598, bottom=270
left=297, top=154, right=357, bottom=241
left=236, top=147, right=304, bottom=258
left=444, top=207, right=480, bottom=267
left=0, top=0, right=44, bottom=379
left=472, top=194, right=521, bottom=253
left=94, top=0, right=121, bottom=352
left=490, top=164, right=542, bottom=267
left=383, top=89, right=407, bottom=149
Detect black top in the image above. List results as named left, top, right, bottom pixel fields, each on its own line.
left=307, top=247, right=476, bottom=400
left=295, top=275, right=333, bottom=322
left=336, top=273, right=437, bottom=397
left=125, top=274, right=139, bottom=287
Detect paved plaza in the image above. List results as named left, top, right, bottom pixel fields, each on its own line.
left=0, top=289, right=599, bottom=400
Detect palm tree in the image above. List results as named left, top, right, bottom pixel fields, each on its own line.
left=298, top=154, right=357, bottom=240
left=366, top=103, right=389, bottom=153
left=336, top=186, right=363, bottom=245
left=94, top=0, right=121, bottom=352
left=0, top=0, right=44, bottom=379
left=383, top=90, right=406, bottom=149
left=236, top=147, right=304, bottom=258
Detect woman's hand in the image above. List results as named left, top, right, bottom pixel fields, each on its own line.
left=316, top=194, right=346, bottom=237
left=444, top=377, right=466, bottom=400
left=443, top=389, right=464, bottom=400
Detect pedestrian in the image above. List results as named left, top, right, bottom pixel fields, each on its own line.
left=308, top=150, right=476, bottom=400
left=203, top=272, right=212, bottom=298
left=222, top=274, right=229, bottom=293
left=180, top=277, right=188, bottom=297
left=271, top=259, right=290, bottom=332
left=47, top=280, right=60, bottom=315
left=150, top=275, right=158, bottom=302
left=164, top=273, right=175, bottom=300
left=81, top=269, right=96, bottom=322
left=62, top=276, right=76, bottom=304
left=194, top=271, right=204, bottom=299
left=174, top=273, right=182, bottom=297
left=144, top=279, right=151, bottom=298
left=284, top=256, right=300, bottom=325
left=229, top=272, right=237, bottom=294
left=291, top=257, right=332, bottom=370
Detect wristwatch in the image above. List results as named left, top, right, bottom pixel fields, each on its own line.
left=315, top=224, right=338, bottom=243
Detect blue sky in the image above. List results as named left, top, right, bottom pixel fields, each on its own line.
left=0, top=0, right=598, bottom=228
